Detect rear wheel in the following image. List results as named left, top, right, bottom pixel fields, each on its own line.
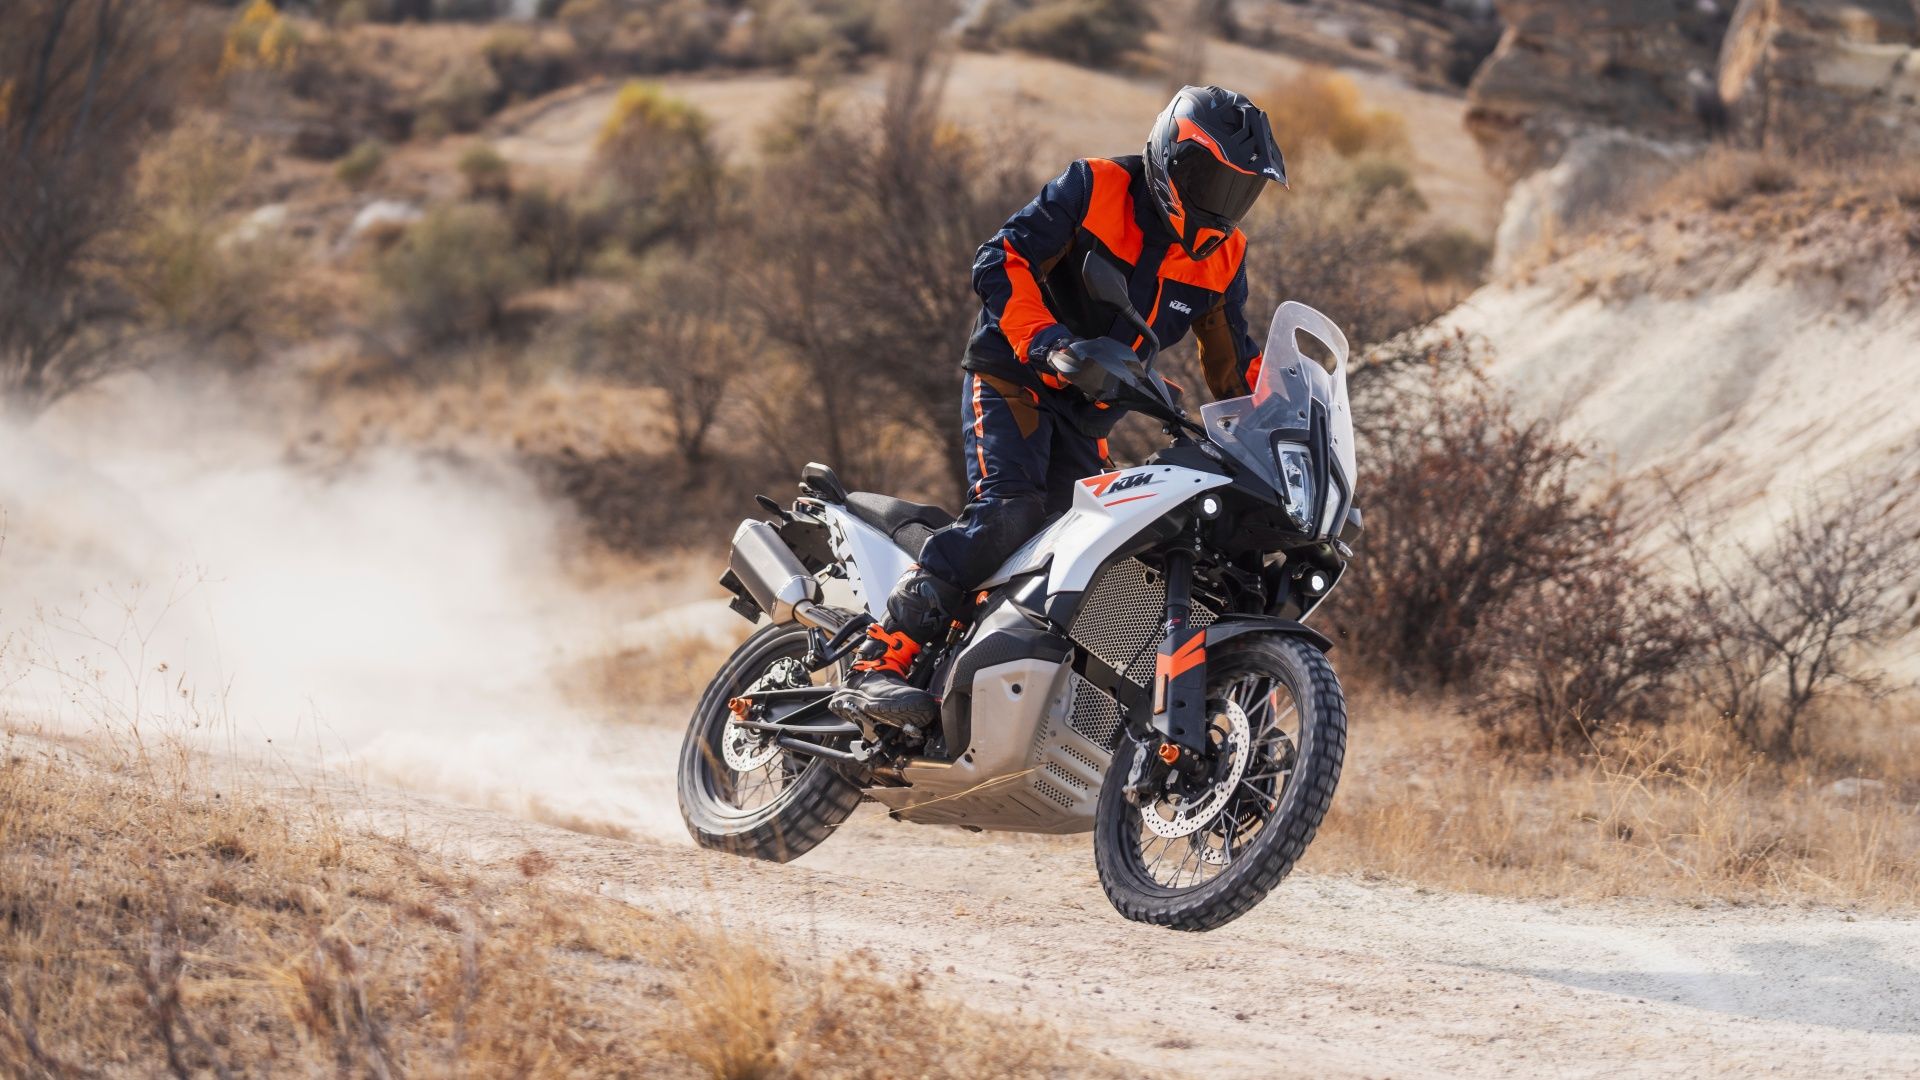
left=678, top=622, right=862, bottom=862
left=1093, top=633, right=1346, bottom=931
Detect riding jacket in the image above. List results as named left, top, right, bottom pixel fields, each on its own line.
left=962, top=154, right=1265, bottom=402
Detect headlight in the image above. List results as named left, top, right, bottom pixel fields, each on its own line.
left=1274, top=445, right=1315, bottom=532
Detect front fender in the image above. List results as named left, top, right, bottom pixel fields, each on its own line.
left=1203, top=614, right=1335, bottom=654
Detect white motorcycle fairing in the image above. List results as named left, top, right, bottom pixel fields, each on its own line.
left=810, top=505, right=917, bottom=621
left=978, top=463, right=1232, bottom=592
left=809, top=462, right=1231, bottom=620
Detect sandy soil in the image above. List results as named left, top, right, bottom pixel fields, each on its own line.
left=225, top=726, right=1920, bottom=1080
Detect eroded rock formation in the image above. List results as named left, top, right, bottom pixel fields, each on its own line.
left=1718, top=0, right=1920, bottom=154
left=1464, top=0, right=1728, bottom=181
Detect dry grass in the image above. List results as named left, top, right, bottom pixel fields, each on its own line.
left=570, top=633, right=740, bottom=720
left=0, top=740, right=1103, bottom=1078
left=1650, top=146, right=1920, bottom=217
left=1656, top=147, right=1800, bottom=212
left=1309, top=684, right=1920, bottom=907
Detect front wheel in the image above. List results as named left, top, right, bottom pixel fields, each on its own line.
left=1093, top=633, right=1346, bottom=931
left=678, top=622, right=862, bottom=862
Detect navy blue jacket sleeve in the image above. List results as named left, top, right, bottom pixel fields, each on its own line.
left=970, top=160, right=1090, bottom=365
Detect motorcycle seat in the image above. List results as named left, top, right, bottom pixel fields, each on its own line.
left=844, top=492, right=955, bottom=555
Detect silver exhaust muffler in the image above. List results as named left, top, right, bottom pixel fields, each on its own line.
left=727, top=519, right=843, bottom=631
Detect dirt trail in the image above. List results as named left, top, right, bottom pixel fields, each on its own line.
left=260, top=735, right=1920, bottom=1080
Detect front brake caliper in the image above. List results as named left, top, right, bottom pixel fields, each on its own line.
left=1121, top=741, right=1172, bottom=807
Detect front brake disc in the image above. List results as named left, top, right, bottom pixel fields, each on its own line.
left=1139, top=700, right=1251, bottom=840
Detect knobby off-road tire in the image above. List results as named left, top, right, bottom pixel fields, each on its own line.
left=1093, top=633, right=1346, bottom=931
left=678, top=622, right=862, bottom=862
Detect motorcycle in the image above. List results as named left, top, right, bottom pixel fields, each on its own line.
left=679, top=254, right=1358, bottom=931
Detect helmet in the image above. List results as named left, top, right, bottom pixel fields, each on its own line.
left=1144, top=85, right=1287, bottom=261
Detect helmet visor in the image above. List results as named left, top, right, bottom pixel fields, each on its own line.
left=1168, top=144, right=1268, bottom=226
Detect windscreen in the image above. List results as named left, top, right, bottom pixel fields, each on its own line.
left=1198, top=302, right=1355, bottom=539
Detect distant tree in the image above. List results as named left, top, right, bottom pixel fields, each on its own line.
left=0, top=0, right=183, bottom=417
left=744, top=8, right=1032, bottom=497
left=593, top=81, right=722, bottom=254
left=593, top=264, right=746, bottom=468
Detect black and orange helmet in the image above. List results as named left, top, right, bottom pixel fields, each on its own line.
left=1144, top=85, right=1287, bottom=261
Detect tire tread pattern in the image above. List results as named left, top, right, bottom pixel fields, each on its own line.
left=1093, top=635, right=1347, bottom=931
left=678, top=624, right=863, bottom=863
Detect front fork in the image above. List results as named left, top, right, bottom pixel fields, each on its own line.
left=1123, top=537, right=1215, bottom=802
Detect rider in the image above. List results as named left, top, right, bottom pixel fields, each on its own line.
left=831, top=85, right=1288, bottom=739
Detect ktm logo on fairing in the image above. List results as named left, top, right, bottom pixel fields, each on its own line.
left=1083, top=471, right=1158, bottom=497
left=1168, top=300, right=1192, bottom=315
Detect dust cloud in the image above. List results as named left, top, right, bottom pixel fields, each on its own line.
left=0, top=377, right=691, bottom=840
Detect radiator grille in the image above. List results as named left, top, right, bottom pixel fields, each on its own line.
left=1065, top=674, right=1125, bottom=750
left=1066, top=559, right=1219, bottom=684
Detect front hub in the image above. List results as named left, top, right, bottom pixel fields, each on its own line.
left=1138, top=698, right=1251, bottom=840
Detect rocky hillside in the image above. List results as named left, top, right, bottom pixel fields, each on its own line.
left=1467, top=0, right=1920, bottom=175
left=1447, top=156, right=1920, bottom=566
left=1447, top=2, right=1920, bottom=566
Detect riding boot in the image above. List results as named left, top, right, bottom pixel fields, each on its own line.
left=828, top=566, right=964, bottom=740
left=829, top=623, right=938, bottom=738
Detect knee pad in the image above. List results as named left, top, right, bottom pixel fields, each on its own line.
left=885, top=568, right=967, bottom=645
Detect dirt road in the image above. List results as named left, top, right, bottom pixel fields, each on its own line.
left=294, top=740, right=1920, bottom=1080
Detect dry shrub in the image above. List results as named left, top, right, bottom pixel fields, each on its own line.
left=334, top=138, right=389, bottom=188
left=128, top=115, right=293, bottom=361
left=581, top=265, right=749, bottom=466
left=420, top=52, right=504, bottom=135
left=741, top=48, right=1032, bottom=499
left=1680, top=464, right=1920, bottom=757
left=1265, top=65, right=1408, bottom=160
left=458, top=140, right=512, bottom=200
left=745, top=0, right=890, bottom=67
left=560, top=0, right=733, bottom=70
left=1331, top=338, right=1706, bottom=749
left=508, top=184, right=616, bottom=284
left=1, top=0, right=186, bottom=417
left=554, top=0, right=890, bottom=72
left=992, top=0, right=1156, bottom=69
left=374, top=202, right=535, bottom=348
left=1331, top=338, right=1609, bottom=688
left=480, top=25, right=581, bottom=99
left=1471, top=553, right=1699, bottom=752
left=1653, top=146, right=1799, bottom=212
left=593, top=81, right=723, bottom=254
